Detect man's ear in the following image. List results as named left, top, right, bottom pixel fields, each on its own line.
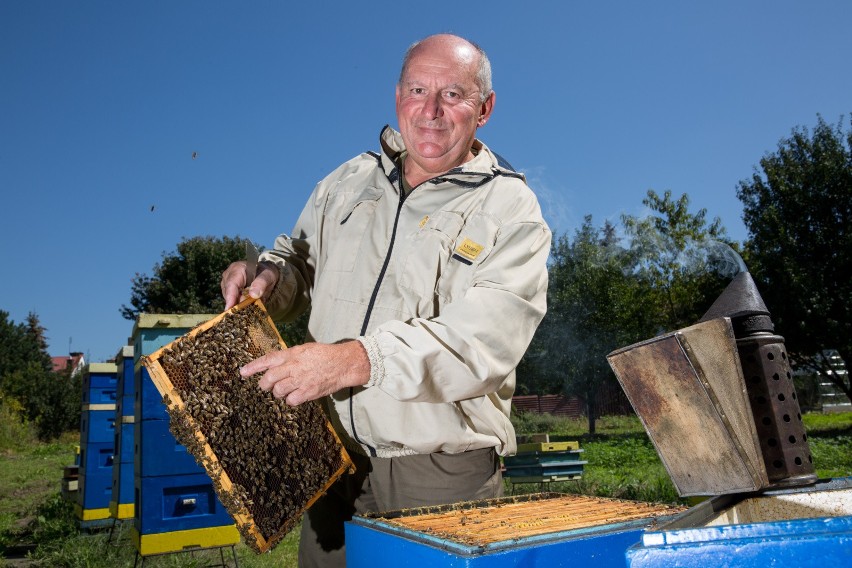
left=477, top=91, right=495, bottom=127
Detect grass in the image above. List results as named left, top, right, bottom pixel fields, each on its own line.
left=2, top=411, right=851, bottom=566
left=510, top=411, right=852, bottom=504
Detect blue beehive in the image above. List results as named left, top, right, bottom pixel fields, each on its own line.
left=129, top=314, right=239, bottom=556
left=134, top=415, right=206, bottom=477
left=347, top=493, right=684, bottom=568
left=116, top=343, right=135, bottom=415
left=77, top=362, right=118, bottom=528
left=110, top=345, right=136, bottom=521
left=627, top=478, right=852, bottom=567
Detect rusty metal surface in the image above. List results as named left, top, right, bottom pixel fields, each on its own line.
left=607, top=318, right=768, bottom=496
left=737, top=334, right=816, bottom=484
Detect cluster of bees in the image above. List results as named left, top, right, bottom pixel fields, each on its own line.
left=156, top=303, right=348, bottom=552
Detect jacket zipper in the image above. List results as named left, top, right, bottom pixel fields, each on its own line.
left=349, top=181, right=408, bottom=457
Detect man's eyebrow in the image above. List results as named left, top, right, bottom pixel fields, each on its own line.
left=444, top=83, right=467, bottom=92
left=401, top=80, right=471, bottom=92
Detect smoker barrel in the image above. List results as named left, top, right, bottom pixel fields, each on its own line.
left=700, top=271, right=816, bottom=486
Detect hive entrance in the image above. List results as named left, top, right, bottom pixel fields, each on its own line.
left=143, top=299, right=353, bottom=553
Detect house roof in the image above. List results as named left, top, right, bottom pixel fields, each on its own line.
left=51, top=352, right=85, bottom=374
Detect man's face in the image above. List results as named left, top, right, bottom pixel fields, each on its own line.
left=396, top=38, right=494, bottom=182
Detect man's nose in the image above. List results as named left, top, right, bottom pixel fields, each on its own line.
left=420, top=92, right=444, bottom=120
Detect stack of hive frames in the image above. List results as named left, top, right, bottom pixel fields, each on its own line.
left=142, top=298, right=354, bottom=553
left=367, top=493, right=686, bottom=547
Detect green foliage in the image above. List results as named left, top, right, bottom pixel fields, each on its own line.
left=622, top=189, right=733, bottom=331
left=509, top=412, right=852, bottom=504
left=0, top=311, right=53, bottom=382
left=0, top=419, right=302, bottom=566
left=737, top=115, right=852, bottom=402
left=521, top=193, right=732, bottom=431
left=0, top=395, right=38, bottom=451
left=519, top=217, right=655, bottom=431
left=121, top=235, right=257, bottom=320
left=0, top=311, right=78, bottom=441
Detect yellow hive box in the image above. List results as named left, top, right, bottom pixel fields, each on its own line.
left=516, top=440, right=580, bottom=453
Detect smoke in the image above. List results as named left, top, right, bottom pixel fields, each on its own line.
left=704, top=240, right=747, bottom=279
left=630, top=235, right=747, bottom=280
left=521, top=166, right=576, bottom=236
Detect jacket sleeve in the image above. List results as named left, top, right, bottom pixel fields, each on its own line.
left=362, top=201, right=551, bottom=404
left=256, top=177, right=329, bottom=323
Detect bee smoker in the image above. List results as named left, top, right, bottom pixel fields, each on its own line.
left=698, top=271, right=817, bottom=487
left=607, top=271, right=817, bottom=497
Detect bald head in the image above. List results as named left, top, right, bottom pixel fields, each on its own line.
left=399, top=34, right=493, bottom=103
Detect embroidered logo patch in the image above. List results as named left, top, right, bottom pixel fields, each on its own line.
left=419, top=215, right=430, bottom=229
left=454, top=238, right=484, bottom=262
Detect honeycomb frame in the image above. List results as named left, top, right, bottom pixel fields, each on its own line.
left=142, top=298, right=354, bottom=553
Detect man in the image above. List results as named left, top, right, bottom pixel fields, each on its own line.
left=221, top=33, right=550, bottom=566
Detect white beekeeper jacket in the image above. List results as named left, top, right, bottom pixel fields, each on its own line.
left=260, top=126, right=551, bottom=458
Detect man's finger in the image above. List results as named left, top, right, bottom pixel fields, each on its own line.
left=221, top=261, right=248, bottom=310
left=241, top=350, right=289, bottom=380
left=246, top=262, right=279, bottom=301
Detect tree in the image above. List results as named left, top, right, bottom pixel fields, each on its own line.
left=0, top=311, right=76, bottom=440
left=622, top=189, right=733, bottom=332
left=737, top=115, right=852, bottom=403
left=520, top=191, right=735, bottom=433
left=121, top=236, right=251, bottom=320
left=122, top=236, right=310, bottom=345
left=520, top=217, right=655, bottom=433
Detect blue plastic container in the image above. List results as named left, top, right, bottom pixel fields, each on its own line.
left=79, top=441, right=114, bottom=476
left=133, top=472, right=234, bottom=534
left=116, top=345, right=136, bottom=416
left=347, top=494, right=682, bottom=568
left=135, top=365, right=170, bottom=421
left=80, top=408, right=117, bottom=444
left=83, top=362, right=118, bottom=405
left=129, top=313, right=235, bottom=555
left=78, top=469, right=113, bottom=510
left=114, top=420, right=134, bottom=464
left=134, top=417, right=204, bottom=478
left=627, top=478, right=852, bottom=568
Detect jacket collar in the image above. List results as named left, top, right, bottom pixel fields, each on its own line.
left=377, top=125, right=524, bottom=188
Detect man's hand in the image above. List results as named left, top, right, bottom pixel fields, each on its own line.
left=241, top=341, right=371, bottom=406
left=221, top=261, right=280, bottom=310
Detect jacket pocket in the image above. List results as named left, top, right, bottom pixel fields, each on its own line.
left=321, top=190, right=381, bottom=273
left=398, top=211, right=464, bottom=296
left=435, top=212, right=498, bottom=300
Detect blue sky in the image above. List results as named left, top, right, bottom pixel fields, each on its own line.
left=2, top=1, right=850, bottom=363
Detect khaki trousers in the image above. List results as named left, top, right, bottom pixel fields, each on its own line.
left=298, top=447, right=503, bottom=567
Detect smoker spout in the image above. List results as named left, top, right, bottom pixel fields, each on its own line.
left=699, top=271, right=774, bottom=335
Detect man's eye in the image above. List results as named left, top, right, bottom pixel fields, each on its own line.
left=411, top=88, right=425, bottom=95
left=445, top=91, right=459, bottom=99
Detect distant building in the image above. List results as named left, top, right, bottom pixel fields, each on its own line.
left=52, top=352, right=86, bottom=377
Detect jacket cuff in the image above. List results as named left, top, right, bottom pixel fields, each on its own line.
left=356, top=336, right=385, bottom=388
